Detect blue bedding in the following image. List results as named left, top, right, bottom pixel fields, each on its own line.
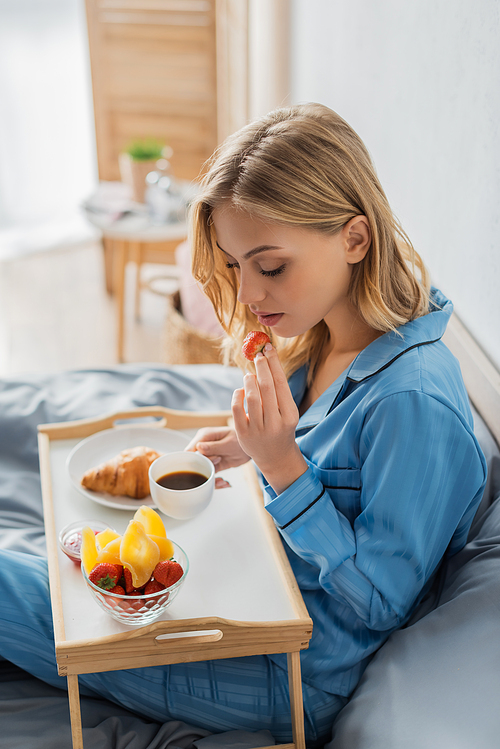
left=1, top=362, right=499, bottom=748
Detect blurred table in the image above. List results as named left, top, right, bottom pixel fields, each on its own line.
left=83, top=183, right=189, bottom=362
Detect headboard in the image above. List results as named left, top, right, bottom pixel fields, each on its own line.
left=443, top=314, right=500, bottom=448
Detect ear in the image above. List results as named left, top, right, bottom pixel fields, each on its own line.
left=341, top=215, right=371, bottom=264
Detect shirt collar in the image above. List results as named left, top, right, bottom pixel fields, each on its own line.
left=292, top=287, right=453, bottom=430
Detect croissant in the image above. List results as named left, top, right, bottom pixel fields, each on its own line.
left=81, top=446, right=161, bottom=499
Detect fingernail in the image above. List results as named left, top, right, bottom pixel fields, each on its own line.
left=264, top=342, right=273, bottom=352
left=255, top=351, right=264, bottom=360
left=212, top=456, right=221, bottom=465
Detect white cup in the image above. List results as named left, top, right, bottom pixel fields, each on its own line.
left=149, top=451, right=215, bottom=520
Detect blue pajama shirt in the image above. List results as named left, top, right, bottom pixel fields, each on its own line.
left=0, top=287, right=487, bottom=744
left=263, top=287, right=487, bottom=697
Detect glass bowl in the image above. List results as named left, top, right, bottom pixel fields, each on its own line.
left=81, top=541, right=189, bottom=626
left=59, top=519, right=113, bottom=565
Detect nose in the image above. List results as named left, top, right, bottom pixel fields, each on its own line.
left=237, top=270, right=266, bottom=306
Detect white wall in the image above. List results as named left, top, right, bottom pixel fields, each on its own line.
left=249, top=0, right=291, bottom=120
left=290, top=0, right=500, bottom=370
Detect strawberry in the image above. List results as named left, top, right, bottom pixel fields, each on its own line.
left=88, top=563, right=122, bottom=590
left=241, top=331, right=271, bottom=361
left=144, top=579, right=166, bottom=595
left=123, top=567, right=143, bottom=595
left=109, top=584, right=125, bottom=595
left=153, top=560, right=184, bottom=588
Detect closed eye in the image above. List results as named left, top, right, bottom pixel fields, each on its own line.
left=225, top=261, right=286, bottom=277
left=260, top=264, right=285, bottom=277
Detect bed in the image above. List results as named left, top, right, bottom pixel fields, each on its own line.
left=1, top=314, right=499, bottom=749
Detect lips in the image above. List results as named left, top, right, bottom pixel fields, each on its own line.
left=255, top=312, right=283, bottom=327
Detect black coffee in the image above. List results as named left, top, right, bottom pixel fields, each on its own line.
left=157, top=470, right=207, bottom=490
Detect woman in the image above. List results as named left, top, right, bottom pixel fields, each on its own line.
left=0, top=103, right=486, bottom=747
left=186, top=103, right=487, bottom=736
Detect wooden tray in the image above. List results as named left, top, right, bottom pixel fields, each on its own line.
left=38, top=407, right=313, bottom=749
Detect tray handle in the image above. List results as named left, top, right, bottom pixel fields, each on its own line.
left=154, top=628, right=224, bottom=647
left=112, top=617, right=311, bottom=659
left=38, top=406, right=232, bottom=440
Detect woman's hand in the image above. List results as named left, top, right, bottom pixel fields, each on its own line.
left=231, top=344, right=307, bottom=494
left=184, top=426, right=250, bottom=472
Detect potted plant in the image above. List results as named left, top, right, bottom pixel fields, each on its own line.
left=119, top=138, right=171, bottom=203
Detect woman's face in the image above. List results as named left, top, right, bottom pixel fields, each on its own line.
left=212, top=204, right=367, bottom=338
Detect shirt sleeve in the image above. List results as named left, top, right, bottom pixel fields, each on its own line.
left=263, top=391, right=487, bottom=631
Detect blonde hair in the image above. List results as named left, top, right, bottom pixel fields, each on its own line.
left=190, top=103, right=430, bottom=379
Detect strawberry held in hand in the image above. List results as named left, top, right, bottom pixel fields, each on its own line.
left=88, top=563, right=123, bottom=590
left=241, top=331, right=271, bottom=361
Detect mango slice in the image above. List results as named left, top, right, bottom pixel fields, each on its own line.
left=96, top=536, right=122, bottom=565
left=120, top=520, right=160, bottom=588
left=80, top=526, right=98, bottom=574
left=95, top=528, right=121, bottom=550
left=133, top=506, right=167, bottom=538
left=149, top=534, right=174, bottom=561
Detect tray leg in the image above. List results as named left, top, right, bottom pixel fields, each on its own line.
left=287, top=651, right=306, bottom=749
left=113, top=239, right=127, bottom=362
left=67, top=673, right=84, bottom=749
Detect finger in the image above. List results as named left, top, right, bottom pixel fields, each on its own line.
left=254, top=352, right=280, bottom=418
left=194, top=441, right=222, bottom=466
left=194, top=440, right=224, bottom=456
left=263, top=344, right=288, bottom=386
left=184, top=427, right=228, bottom=452
left=195, top=447, right=222, bottom=466
left=184, top=429, right=209, bottom=452
left=243, top=373, right=264, bottom=428
left=231, top=387, right=249, bottom=436
left=263, top=345, right=297, bottom=419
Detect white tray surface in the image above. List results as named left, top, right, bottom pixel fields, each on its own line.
left=50, top=436, right=298, bottom=643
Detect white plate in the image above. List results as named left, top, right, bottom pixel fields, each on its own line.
left=66, top=426, right=191, bottom=510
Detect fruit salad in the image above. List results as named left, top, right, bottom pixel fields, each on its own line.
left=80, top=506, right=184, bottom=599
